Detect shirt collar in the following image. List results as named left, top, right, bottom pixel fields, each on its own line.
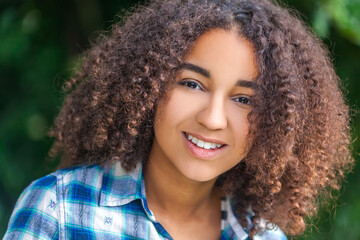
left=222, top=198, right=249, bottom=240
left=99, top=161, right=145, bottom=207
left=98, top=161, right=249, bottom=239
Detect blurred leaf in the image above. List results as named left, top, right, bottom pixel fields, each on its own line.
left=21, top=9, right=41, bottom=34
left=26, top=114, right=48, bottom=140
left=324, top=0, right=360, bottom=45
left=313, top=6, right=330, bottom=37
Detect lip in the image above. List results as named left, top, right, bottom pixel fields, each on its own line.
left=182, top=132, right=227, bottom=160
left=185, top=132, right=227, bottom=145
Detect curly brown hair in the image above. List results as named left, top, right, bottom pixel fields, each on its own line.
left=49, top=0, right=354, bottom=237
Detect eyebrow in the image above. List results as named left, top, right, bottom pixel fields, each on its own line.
left=179, top=63, right=210, bottom=78
left=236, top=80, right=258, bottom=90
left=179, top=62, right=258, bottom=90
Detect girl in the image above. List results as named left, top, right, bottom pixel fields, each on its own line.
left=4, top=0, right=353, bottom=239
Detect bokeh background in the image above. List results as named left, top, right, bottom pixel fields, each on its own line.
left=0, top=0, right=359, bottom=239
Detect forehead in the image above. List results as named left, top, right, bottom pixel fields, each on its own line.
left=183, top=28, right=259, bottom=81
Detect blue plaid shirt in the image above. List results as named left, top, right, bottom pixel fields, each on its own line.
left=4, top=161, right=287, bottom=240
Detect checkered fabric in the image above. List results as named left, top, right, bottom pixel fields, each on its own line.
left=4, top=161, right=287, bottom=240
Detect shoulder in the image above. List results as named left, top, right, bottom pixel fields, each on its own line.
left=18, top=164, right=105, bottom=206
left=4, top=172, right=59, bottom=239
left=52, top=164, right=105, bottom=193
left=224, top=198, right=287, bottom=240
left=52, top=164, right=104, bottom=183
left=4, top=164, right=104, bottom=239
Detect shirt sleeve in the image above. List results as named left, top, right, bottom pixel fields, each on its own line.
left=3, top=175, right=59, bottom=240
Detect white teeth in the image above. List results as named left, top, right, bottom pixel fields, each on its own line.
left=186, top=133, right=223, bottom=150
left=197, top=140, right=205, bottom=148
left=203, top=142, right=211, bottom=149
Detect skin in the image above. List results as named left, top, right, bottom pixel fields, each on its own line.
left=145, top=29, right=259, bottom=240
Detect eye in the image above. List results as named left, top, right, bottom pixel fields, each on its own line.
left=178, top=80, right=202, bottom=90
left=233, top=96, right=251, bottom=105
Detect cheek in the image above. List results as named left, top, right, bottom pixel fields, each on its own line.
left=155, top=89, right=200, bottom=125
left=228, top=107, right=251, bottom=150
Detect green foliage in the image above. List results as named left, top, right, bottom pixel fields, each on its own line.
left=324, top=0, right=360, bottom=45
left=0, top=0, right=359, bottom=238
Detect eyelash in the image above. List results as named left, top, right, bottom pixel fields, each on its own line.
left=178, top=79, right=252, bottom=106
left=232, top=96, right=251, bottom=105
left=178, top=80, right=202, bottom=90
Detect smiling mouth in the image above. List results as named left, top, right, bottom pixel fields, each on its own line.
left=184, top=132, right=225, bottom=150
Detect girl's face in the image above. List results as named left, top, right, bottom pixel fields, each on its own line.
left=151, top=29, right=258, bottom=182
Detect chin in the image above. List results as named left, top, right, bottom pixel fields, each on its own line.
left=179, top=165, right=220, bottom=182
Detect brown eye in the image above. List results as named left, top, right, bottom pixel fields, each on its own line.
left=179, top=80, right=202, bottom=90
left=233, top=96, right=251, bottom=105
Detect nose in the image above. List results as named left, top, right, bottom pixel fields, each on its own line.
left=195, top=94, right=228, bottom=130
